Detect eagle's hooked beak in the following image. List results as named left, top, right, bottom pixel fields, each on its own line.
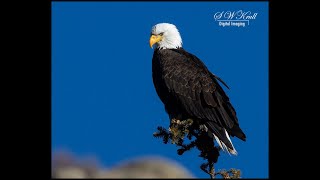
left=149, top=35, right=163, bottom=49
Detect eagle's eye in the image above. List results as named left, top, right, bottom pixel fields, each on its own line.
left=158, top=32, right=164, bottom=36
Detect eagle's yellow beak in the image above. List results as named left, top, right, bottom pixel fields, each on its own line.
left=149, top=35, right=163, bottom=48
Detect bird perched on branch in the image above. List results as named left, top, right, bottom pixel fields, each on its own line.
left=149, top=23, right=246, bottom=155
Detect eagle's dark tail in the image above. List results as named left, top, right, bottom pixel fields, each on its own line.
left=230, top=124, right=246, bottom=141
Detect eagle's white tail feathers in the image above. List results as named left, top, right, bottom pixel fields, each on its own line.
left=222, top=141, right=231, bottom=155
left=213, top=133, right=224, bottom=150
left=224, top=129, right=237, bottom=155
left=212, top=129, right=238, bottom=156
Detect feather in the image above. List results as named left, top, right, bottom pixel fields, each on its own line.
left=225, top=129, right=237, bottom=155
left=213, top=133, right=224, bottom=151
left=212, top=74, right=230, bottom=89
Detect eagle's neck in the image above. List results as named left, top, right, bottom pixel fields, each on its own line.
left=157, top=32, right=182, bottom=50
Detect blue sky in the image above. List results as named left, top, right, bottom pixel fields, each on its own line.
left=52, top=2, right=268, bottom=178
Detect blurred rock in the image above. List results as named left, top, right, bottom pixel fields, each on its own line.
left=52, top=151, right=194, bottom=178
left=52, top=151, right=100, bottom=178
left=54, top=167, right=87, bottom=178
left=95, top=157, right=194, bottom=178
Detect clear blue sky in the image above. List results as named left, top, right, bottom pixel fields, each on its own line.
left=52, top=2, right=268, bottom=178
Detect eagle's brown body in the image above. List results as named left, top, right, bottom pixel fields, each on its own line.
left=152, top=48, right=246, bottom=151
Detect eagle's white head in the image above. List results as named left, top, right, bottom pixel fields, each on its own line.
left=150, top=23, right=182, bottom=50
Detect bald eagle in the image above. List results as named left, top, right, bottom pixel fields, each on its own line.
left=149, top=23, right=246, bottom=155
